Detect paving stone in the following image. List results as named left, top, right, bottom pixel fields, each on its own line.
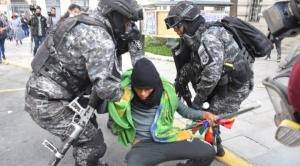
left=223, top=135, right=269, bottom=160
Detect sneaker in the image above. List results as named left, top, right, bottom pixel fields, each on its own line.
left=277, top=57, right=281, bottom=62
left=264, top=57, right=271, bottom=61
left=216, top=144, right=225, bottom=157
left=2, top=55, right=6, bottom=60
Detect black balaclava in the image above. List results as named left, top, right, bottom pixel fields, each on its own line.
left=131, top=58, right=164, bottom=109
left=183, top=14, right=206, bottom=36
left=107, top=11, right=126, bottom=39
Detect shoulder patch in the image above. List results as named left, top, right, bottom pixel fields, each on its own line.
left=200, top=52, right=210, bottom=65
left=198, top=44, right=213, bottom=66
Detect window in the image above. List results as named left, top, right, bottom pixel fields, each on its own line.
left=71, top=0, right=88, bottom=7
left=45, top=0, right=60, bottom=2
left=248, top=0, right=261, bottom=22
left=214, top=6, right=225, bottom=12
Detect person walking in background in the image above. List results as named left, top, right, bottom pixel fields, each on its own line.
left=58, top=4, right=81, bottom=23
left=10, top=13, right=25, bottom=46
left=28, top=6, right=47, bottom=56
left=2, top=12, right=13, bottom=42
left=10, top=13, right=25, bottom=45
left=0, top=12, right=8, bottom=63
left=265, top=30, right=283, bottom=62
left=21, top=13, right=29, bottom=37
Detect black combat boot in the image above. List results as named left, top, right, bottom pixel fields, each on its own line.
left=216, top=144, right=225, bottom=157
left=214, top=126, right=225, bottom=157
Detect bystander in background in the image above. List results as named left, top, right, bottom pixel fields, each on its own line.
left=0, top=12, right=8, bottom=63
left=265, top=30, right=283, bottom=62
left=28, top=6, right=47, bottom=56
left=47, top=7, right=58, bottom=30
left=10, top=13, right=25, bottom=46
left=21, top=13, right=29, bottom=37
left=58, top=4, right=81, bottom=23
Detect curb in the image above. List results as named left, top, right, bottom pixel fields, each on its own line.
left=3, top=60, right=32, bottom=72
left=145, top=52, right=174, bottom=62
left=216, top=149, right=253, bottom=166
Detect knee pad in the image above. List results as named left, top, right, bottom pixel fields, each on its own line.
left=86, top=143, right=107, bottom=166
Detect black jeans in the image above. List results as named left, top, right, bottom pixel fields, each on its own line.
left=125, top=138, right=215, bottom=166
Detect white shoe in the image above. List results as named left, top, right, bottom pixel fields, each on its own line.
left=266, top=58, right=271, bottom=61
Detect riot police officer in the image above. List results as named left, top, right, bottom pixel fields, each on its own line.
left=25, top=0, right=143, bottom=165
left=165, top=1, right=254, bottom=158
left=89, top=1, right=144, bottom=135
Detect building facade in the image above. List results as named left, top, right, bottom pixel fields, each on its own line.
left=0, top=0, right=298, bottom=53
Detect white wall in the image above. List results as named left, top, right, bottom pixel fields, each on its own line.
left=60, top=0, right=71, bottom=16
left=35, top=0, right=47, bottom=17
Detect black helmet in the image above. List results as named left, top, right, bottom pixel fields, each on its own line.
left=99, top=0, right=143, bottom=21
left=99, top=0, right=143, bottom=39
left=164, top=1, right=200, bottom=29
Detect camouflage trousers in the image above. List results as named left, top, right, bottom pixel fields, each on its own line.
left=25, top=91, right=106, bottom=166
left=208, top=78, right=254, bottom=116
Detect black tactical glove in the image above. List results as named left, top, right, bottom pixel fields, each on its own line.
left=121, top=22, right=141, bottom=41
left=174, top=79, right=183, bottom=95
left=89, top=88, right=104, bottom=109
left=191, top=94, right=205, bottom=110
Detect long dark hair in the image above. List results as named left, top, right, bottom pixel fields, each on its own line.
left=58, top=4, right=81, bottom=23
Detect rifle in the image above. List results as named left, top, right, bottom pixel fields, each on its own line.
left=42, top=88, right=101, bottom=166
left=178, top=83, right=192, bottom=107
left=185, top=101, right=262, bottom=130
left=171, top=42, right=193, bottom=106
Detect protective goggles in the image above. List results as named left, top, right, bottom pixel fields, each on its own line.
left=173, top=22, right=183, bottom=30
left=164, top=15, right=182, bottom=29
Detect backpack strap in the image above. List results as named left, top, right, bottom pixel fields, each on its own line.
left=52, top=15, right=108, bottom=52
left=204, top=21, right=253, bottom=63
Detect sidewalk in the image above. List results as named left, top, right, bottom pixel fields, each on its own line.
left=2, top=37, right=300, bottom=166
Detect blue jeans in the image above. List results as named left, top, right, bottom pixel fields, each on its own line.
left=33, top=35, right=46, bottom=55
left=0, top=38, right=5, bottom=60
left=22, top=26, right=30, bottom=37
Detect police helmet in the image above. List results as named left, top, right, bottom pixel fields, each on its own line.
left=99, top=0, right=143, bottom=21
left=99, top=0, right=143, bottom=39
left=164, top=1, right=200, bottom=29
